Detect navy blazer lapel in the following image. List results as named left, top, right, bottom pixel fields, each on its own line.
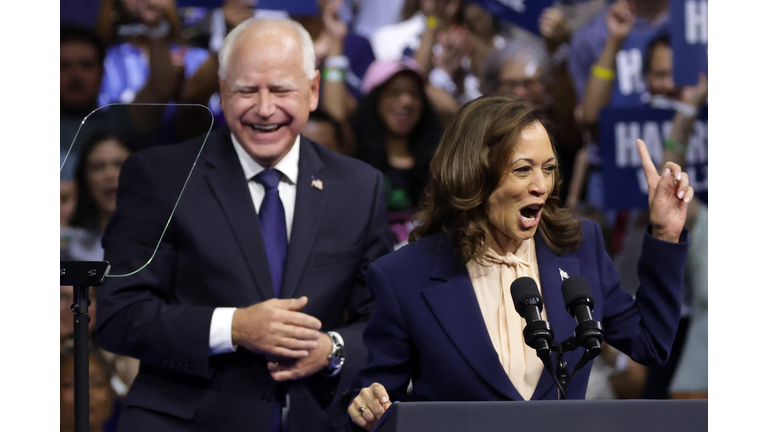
left=422, top=238, right=523, bottom=401
left=530, top=234, right=583, bottom=400
left=281, top=137, right=328, bottom=299
left=204, top=128, right=274, bottom=302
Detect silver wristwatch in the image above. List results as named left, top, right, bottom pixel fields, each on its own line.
left=324, top=331, right=345, bottom=377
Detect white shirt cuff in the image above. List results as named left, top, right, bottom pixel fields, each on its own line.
left=209, top=307, right=238, bottom=355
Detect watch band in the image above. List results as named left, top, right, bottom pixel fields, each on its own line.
left=324, top=331, right=345, bottom=377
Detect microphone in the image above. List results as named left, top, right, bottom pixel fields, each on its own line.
left=561, top=276, right=604, bottom=355
left=510, top=277, right=554, bottom=358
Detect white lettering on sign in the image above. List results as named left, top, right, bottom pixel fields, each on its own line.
left=642, top=121, right=664, bottom=165
left=614, top=120, right=670, bottom=167
left=685, top=0, right=708, bottom=44
left=616, top=49, right=645, bottom=95
left=497, top=0, right=526, bottom=13
left=615, top=122, right=640, bottom=167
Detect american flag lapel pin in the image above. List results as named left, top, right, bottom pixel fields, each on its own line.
left=311, top=176, right=323, bottom=190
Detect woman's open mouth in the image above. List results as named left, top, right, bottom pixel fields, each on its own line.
left=519, top=204, right=543, bottom=228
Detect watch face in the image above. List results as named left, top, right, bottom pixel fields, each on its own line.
left=328, top=345, right=344, bottom=368
left=326, top=332, right=345, bottom=372
left=330, top=344, right=344, bottom=360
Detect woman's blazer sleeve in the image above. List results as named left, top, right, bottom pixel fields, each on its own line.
left=356, top=261, right=415, bottom=402
left=588, top=221, right=689, bottom=366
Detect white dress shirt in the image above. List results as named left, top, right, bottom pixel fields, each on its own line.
left=208, top=134, right=301, bottom=355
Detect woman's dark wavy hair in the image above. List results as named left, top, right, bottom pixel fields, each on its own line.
left=409, top=95, right=582, bottom=261
left=70, top=130, right=133, bottom=232
left=351, top=70, right=443, bottom=194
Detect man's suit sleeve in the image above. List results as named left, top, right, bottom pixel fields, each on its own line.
left=331, top=168, right=394, bottom=401
left=95, top=152, right=215, bottom=378
left=592, top=221, right=689, bottom=366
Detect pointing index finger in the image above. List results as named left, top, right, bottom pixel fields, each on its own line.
left=636, top=139, right=658, bottom=181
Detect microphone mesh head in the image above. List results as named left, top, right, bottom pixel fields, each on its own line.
left=561, top=276, right=594, bottom=312
left=510, top=277, right=541, bottom=315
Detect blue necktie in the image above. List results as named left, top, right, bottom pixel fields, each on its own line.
left=255, top=168, right=287, bottom=298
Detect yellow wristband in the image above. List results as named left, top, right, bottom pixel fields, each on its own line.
left=591, top=65, right=615, bottom=81
left=427, top=16, right=439, bottom=30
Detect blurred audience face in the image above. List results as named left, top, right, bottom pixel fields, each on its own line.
left=121, top=0, right=170, bottom=25
left=646, top=42, right=676, bottom=98
left=433, top=0, right=463, bottom=24
left=85, top=139, right=130, bottom=217
left=302, top=119, right=343, bottom=153
left=462, top=3, right=495, bottom=41
left=60, top=353, right=115, bottom=432
left=61, top=181, right=78, bottom=227
left=495, top=57, right=547, bottom=107
left=486, top=121, right=554, bottom=249
left=219, top=22, right=320, bottom=167
left=376, top=72, right=423, bottom=138
left=60, top=40, right=103, bottom=112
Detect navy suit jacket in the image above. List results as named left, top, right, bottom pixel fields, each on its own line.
left=95, top=127, right=393, bottom=432
left=356, top=219, right=687, bottom=404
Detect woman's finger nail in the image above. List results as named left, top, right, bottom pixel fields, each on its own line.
left=662, top=168, right=670, bottom=178
left=677, top=190, right=684, bottom=199
left=675, top=172, right=682, bottom=181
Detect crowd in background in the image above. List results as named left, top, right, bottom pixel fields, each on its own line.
left=60, top=1, right=708, bottom=430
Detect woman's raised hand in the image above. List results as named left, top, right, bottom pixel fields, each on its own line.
left=637, top=139, right=694, bottom=242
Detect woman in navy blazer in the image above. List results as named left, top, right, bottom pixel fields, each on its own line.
left=348, top=95, right=694, bottom=430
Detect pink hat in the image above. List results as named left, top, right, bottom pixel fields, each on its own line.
left=360, top=57, right=427, bottom=96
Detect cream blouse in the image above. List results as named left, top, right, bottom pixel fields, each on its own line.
left=466, top=238, right=546, bottom=401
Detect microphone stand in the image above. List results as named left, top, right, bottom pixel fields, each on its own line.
left=541, top=334, right=603, bottom=400
left=61, top=260, right=111, bottom=432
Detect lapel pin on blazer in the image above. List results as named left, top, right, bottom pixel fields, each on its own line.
left=311, top=176, right=323, bottom=190
left=559, top=268, right=570, bottom=281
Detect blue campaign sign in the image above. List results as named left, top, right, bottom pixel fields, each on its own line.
left=600, top=106, right=708, bottom=210
left=467, top=0, right=554, bottom=35
left=610, top=24, right=670, bottom=108
left=670, top=0, right=708, bottom=86
left=176, top=0, right=317, bottom=15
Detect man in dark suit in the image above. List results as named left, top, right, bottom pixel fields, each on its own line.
left=95, top=17, right=393, bottom=432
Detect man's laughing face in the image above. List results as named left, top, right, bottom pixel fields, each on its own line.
left=219, top=24, right=319, bottom=167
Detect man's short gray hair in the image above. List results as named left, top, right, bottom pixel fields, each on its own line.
left=218, top=17, right=316, bottom=81
left=481, top=39, right=552, bottom=95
